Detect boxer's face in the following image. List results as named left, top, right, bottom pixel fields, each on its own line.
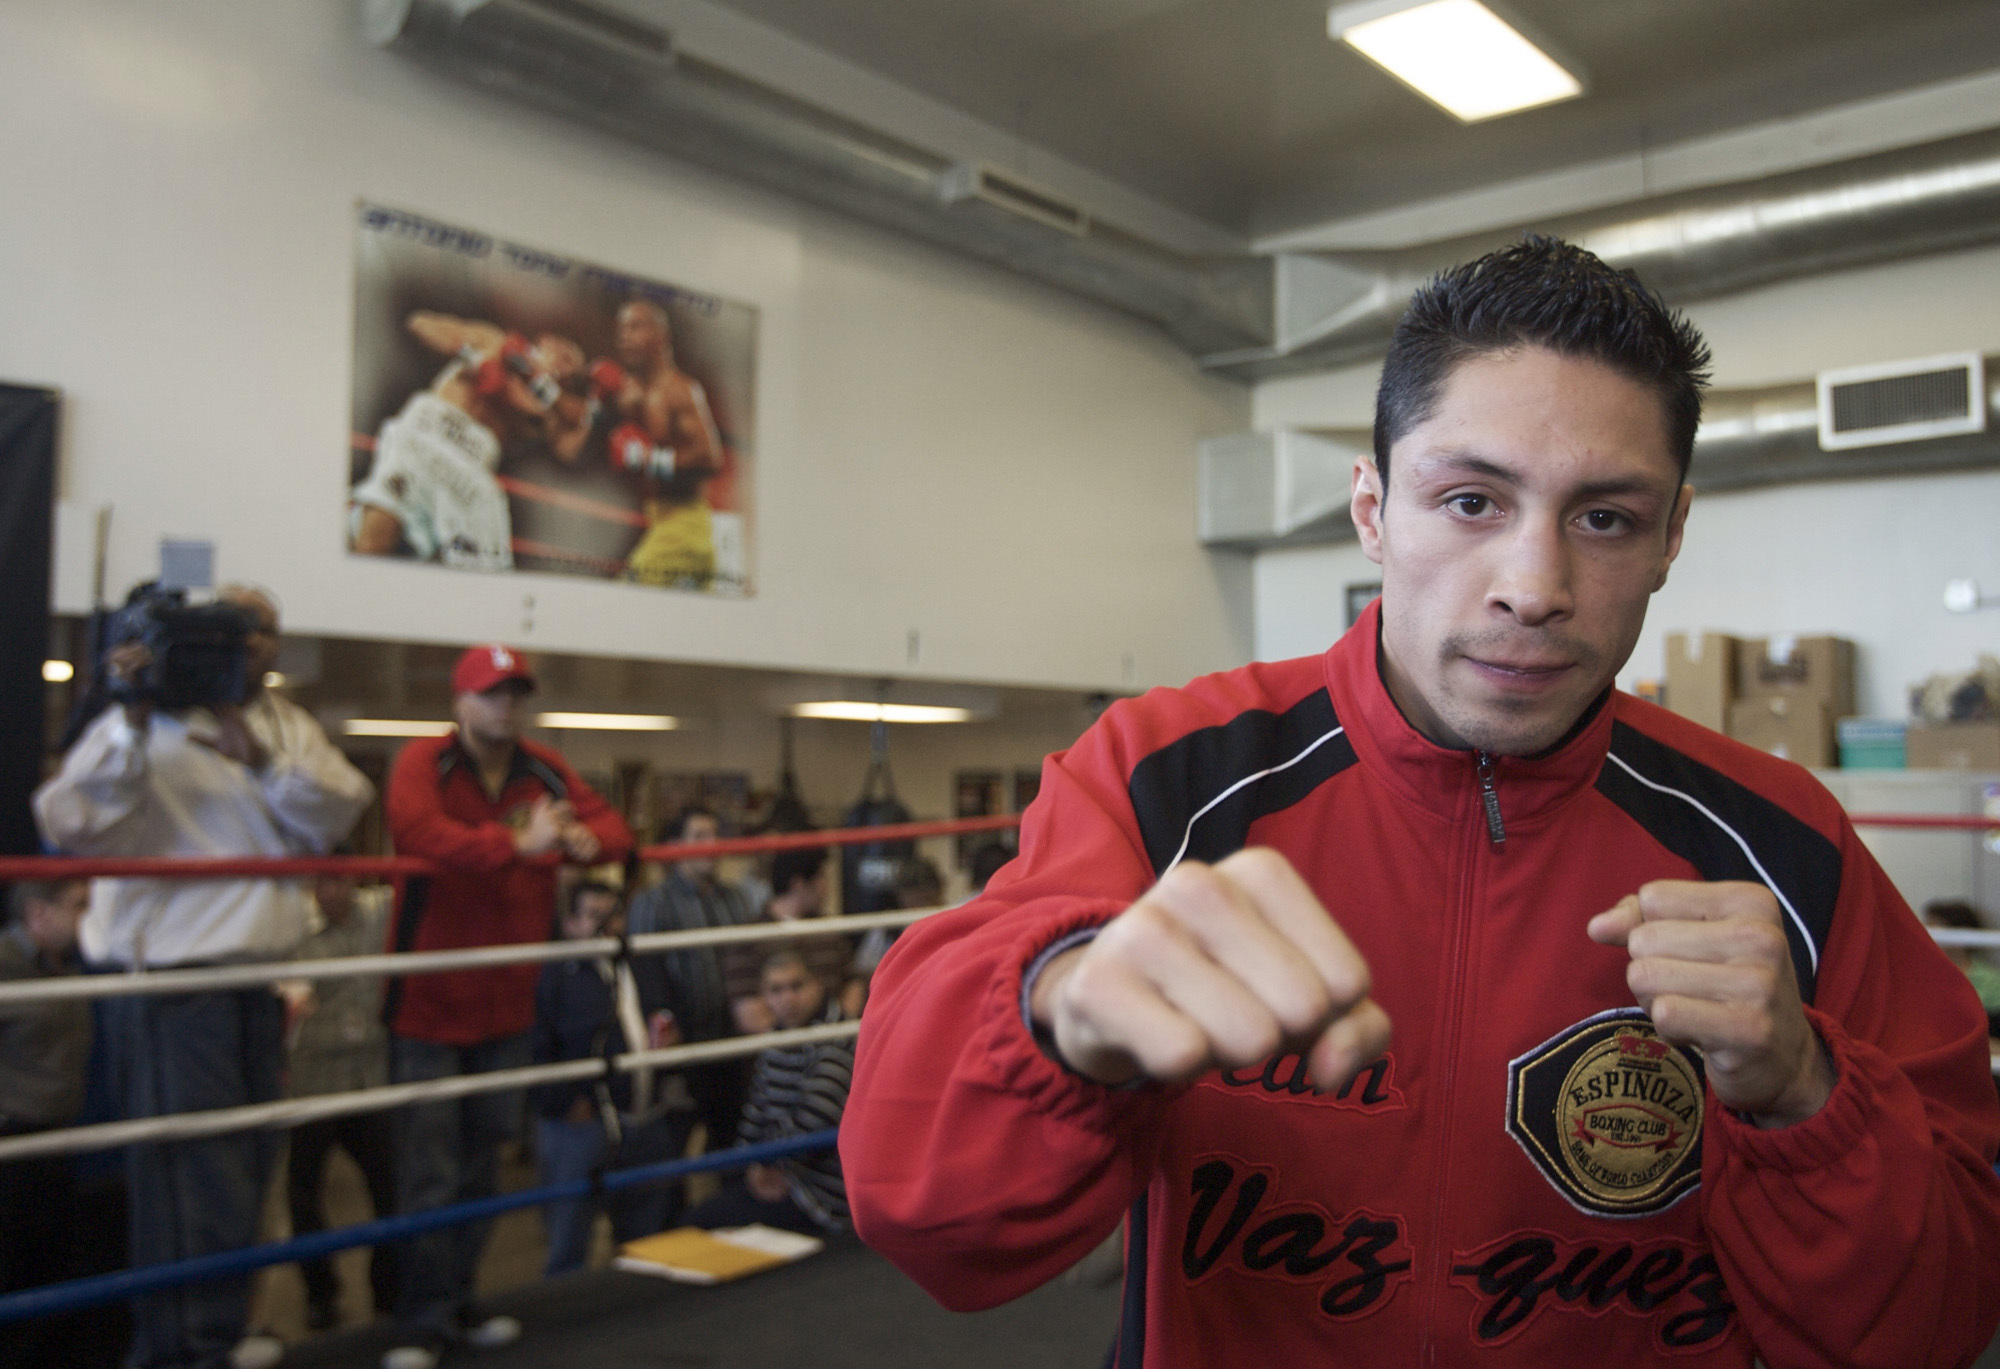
left=1352, top=346, right=1690, bottom=758
left=615, top=302, right=668, bottom=370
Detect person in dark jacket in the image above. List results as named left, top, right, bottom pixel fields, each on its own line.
left=532, top=879, right=694, bottom=1275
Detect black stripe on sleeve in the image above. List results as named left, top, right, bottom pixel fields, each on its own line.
left=1596, top=721, right=1842, bottom=1004
left=1127, top=689, right=1356, bottom=877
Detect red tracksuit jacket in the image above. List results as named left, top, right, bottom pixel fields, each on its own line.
left=384, top=732, right=631, bottom=1044
left=842, top=602, right=2000, bottom=1366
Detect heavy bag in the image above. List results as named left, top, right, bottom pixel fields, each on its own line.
left=840, top=719, right=914, bottom=915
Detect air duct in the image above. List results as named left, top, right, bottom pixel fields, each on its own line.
left=363, top=0, right=1273, bottom=356
left=365, top=0, right=2000, bottom=381
left=1215, top=128, right=2000, bottom=379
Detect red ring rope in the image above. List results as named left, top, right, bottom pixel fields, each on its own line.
left=0, top=813, right=1023, bottom=882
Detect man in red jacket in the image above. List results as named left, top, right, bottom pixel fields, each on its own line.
left=381, top=644, right=631, bottom=1369
left=840, top=237, right=2000, bottom=1367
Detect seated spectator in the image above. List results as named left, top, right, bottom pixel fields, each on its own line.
left=685, top=950, right=851, bottom=1237
left=723, top=848, right=859, bottom=1033
left=282, top=873, right=397, bottom=1331
left=0, top=878, right=92, bottom=1369
left=532, top=879, right=694, bottom=1276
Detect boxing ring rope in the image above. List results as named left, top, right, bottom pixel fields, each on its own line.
left=1, top=807, right=1995, bottom=1323
left=0, top=908, right=937, bottom=1008
left=0, top=1128, right=840, bottom=1325
left=0, top=1018, right=865, bottom=1164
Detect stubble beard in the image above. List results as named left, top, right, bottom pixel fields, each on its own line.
left=1432, top=629, right=1607, bottom=758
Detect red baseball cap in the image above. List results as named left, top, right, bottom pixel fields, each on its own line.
left=452, top=644, right=537, bottom=695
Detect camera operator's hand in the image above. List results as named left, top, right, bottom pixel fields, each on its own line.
left=513, top=795, right=568, bottom=858
left=105, top=643, right=154, bottom=728
left=192, top=704, right=270, bottom=772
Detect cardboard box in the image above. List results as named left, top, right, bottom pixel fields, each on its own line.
left=1664, top=632, right=1739, bottom=733
left=1726, top=696, right=1834, bottom=767
left=1735, top=635, right=1856, bottom=718
left=1904, top=721, right=2000, bottom=771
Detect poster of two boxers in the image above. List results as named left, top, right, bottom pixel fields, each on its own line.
left=348, top=202, right=758, bottom=596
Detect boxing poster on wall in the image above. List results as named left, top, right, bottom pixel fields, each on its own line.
left=348, top=203, right=757, bottom=596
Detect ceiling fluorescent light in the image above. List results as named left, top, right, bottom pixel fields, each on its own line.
left=792, top=701, right=975, bottom=724
left=536, top=711, right=679, bottom=731
left=42, top=659, right=74, bottom=683
left=1329, top=0, right=1581, bottom=123
left=342, top=719, right=456, bottom=737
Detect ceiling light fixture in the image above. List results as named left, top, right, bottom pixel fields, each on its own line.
left=791, top=701, right=975, bottom=724
left=1328, top=0, right=1582, bottom=123
left=42, top=660, right=75, bottom=684
left=342, top=719, right=456, bottom=737
left=535, top=711, right=680, bottom=731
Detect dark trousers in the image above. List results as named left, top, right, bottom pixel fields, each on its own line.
left=683, top=1177, right=820, bottom=1237
left=104, top=990, right=283, bottom=1369
left=685, top=1059, right=750, bottom=1151
left=0, top=1146, right=79, bottom=1369
left=389, top=1033, right=529, bottom=1345
left=286, top=1110, right=397, bottom=1318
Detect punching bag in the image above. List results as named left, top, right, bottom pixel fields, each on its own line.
left=840, top=719, right=913, bottom=915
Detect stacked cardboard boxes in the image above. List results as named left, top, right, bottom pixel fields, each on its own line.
left=1724, top=634, right=1855, bottom=767
left=1663, top=632, right=1739, bottom=734
left=1905, top=722, right=2000, bottom=770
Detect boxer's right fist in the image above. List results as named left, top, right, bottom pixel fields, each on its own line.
left=1029, top=847, right=1390, bottom=1092
left=608, top=422, right=652, bottom=471
left=589, top=358, right=627, bottom=399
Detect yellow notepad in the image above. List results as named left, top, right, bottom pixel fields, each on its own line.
left=614, top=1224, right=824, bottom=1285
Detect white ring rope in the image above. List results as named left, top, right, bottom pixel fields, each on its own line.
left=0, top=1020, right=862, bottom=1164
left=0, top=905, right=942, bottom=1006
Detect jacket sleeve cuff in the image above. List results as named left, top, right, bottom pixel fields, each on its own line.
left=982, top=901, right=1173, bottom=1128
left=1707, top=1006, right=1870, bottom=1172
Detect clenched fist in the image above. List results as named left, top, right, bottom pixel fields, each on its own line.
left=1029, top=848, right=1391, bottom=1092
left=1588, top=880, right=1834, bottom=1129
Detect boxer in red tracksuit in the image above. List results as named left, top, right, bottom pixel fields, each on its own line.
left=840, top=239, right=2000, bottom=1367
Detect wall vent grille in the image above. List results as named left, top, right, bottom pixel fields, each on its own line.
left=940, top=164, right=1090, bottom=238
left=1817, top=353, right=1985, bottom=450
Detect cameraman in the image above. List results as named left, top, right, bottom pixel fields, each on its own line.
left=33, top=585, right=373, bottom=1369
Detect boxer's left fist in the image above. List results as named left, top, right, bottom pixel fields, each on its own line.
left=1588, top=880, right=1834, bottom=1129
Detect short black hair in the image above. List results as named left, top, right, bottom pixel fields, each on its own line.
left=567, top=880, right=619, bottom=916
left=1373, top=235, right=1712, bottom=488
left=663, top=805, right=717, bottom=843
left=769, top=846, right=827, bottom=896
left=895, top=857, right=944, bottom=903
left=7, top=879, right=83, bottom=925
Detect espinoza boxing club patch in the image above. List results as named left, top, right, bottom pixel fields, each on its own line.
left=1507, top=1008, right=1705, bottom=1218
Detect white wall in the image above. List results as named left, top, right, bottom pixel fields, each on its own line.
left=1250, top=241, right=2000, bottom=716
left=0, top=1, right=1252, bottom=695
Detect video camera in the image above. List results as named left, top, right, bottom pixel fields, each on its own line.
left=104, top=582, right=254, bottom=711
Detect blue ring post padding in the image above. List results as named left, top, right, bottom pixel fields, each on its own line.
left=0, top=1128, right=839, bottom=1325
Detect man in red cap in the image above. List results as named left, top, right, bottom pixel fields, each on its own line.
left=379, top=644, right=631, bottom=1369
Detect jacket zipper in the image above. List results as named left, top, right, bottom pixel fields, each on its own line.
left=1475, top=751, right=1506, bottom=845
left=1416, top=758, right=1491, bottom=1364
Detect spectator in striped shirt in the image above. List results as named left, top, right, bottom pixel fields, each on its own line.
left=686, top=949, right=851, bottom=1235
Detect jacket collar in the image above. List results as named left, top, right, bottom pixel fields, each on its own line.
left=1323, top=597, right=1615, bottom=832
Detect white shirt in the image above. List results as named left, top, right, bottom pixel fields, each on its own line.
left=33, top=692, right=375, bottom=968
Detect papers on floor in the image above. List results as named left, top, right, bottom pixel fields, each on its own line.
left=614, top=1224, right=824, bottom=1285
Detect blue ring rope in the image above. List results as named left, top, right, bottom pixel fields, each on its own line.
left=0, top=1128, right=839, bottom=1325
